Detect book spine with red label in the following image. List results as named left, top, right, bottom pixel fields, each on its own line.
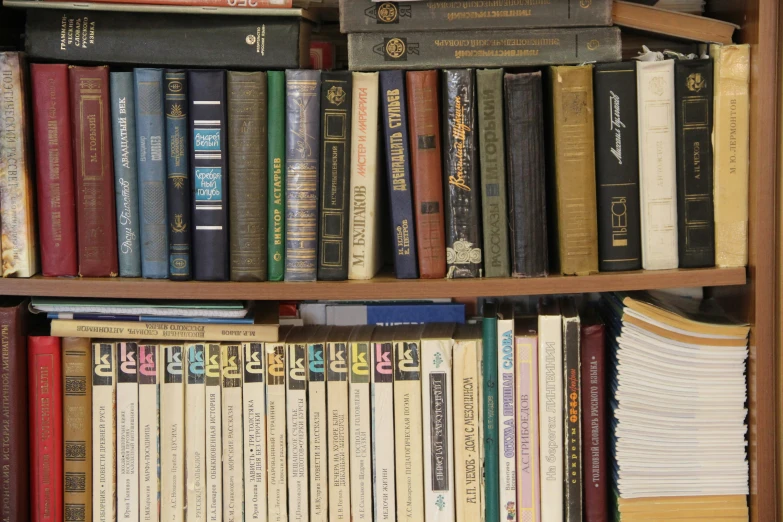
left=69, top=65, right=119, bottom=277
left=30, top=63, right=78, bottom=277
left=29, top=336, right=63, bottom=522
left=48, top=0, right=293, bottom=7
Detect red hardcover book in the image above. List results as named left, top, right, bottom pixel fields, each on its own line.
left=580, top=311, right=607, bottom=522
left=29, top=336, right=63, bottom=522
left=69, top=66, right=119, bottom=277
left=49, top=0, right=292, bottom=7
left=406, top=70, right=447, bottom=279
left=31, top=64, right=78, bottom=277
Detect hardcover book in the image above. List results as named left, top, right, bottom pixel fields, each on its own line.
left=204, top=344, right=223, bottom=522
left=497, top=307, right=517, bottom=522
left=308, top=328, right=330, bottom=522
left=561, top=298, right=582, bottom=522
left=161, top=344, right=185, bottom=522
left=117, top=342, right=139, bottom=522
left=348, top=326, right=374, bottom=521
left=48, top=0, right=293, bottom=8
left=220, top=343, right=244, bottom=522
left=242, top=343, right=267, bottom=521
left=266, top=339, right=288, bottom=522
left=326, top=328, right=352, bottom=520
left=482, top=303, right=499, bottom=522
left=371, top=327, right=397, bottom=521
left=286, top=329, right=310, bottom=520
left=185, top=344, right=207, bottom=522
left=515, top=319, right=540, bottom=522
left=267, top=70, right=286, bottom=281
left=137, top=343, right=159, bottom=522
left=92, top=341, right=117, bottom=522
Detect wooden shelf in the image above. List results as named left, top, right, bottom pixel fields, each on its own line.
left=0, top=267, right=746, bottom=300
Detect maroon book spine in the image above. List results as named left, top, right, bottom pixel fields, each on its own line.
left=31, top=64, right=78, bottom=277
left=69, top=66, right=119, bottom=277
left=581, top=317, right=607, bottom=522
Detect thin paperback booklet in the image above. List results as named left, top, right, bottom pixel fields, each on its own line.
left=220, top=343, right=244, bottom=522
left=185, top=344, right=207, bottom=522
left=498, top=307, right=517, bottom=521
left=138, top=344, right=160, bottom=522
left=348, top=326, right=374, bottom=521
left=371, top=327, right=397, bottom=521
left=266, top=339, right=288, bottom=522
left=161, top=344, right=185, bottom=522
left=286, top=330, right=310, bottom=520
left=117, top=342, right=139, bottom=522
left=243, top=343, right=267, bottom=521
left=92, top=341, right=117, bottom=522
left=205, top=343, right=223, bottom=522
left=308, top=329, right=330, bottom=522
left=327, top=328, right=352, bottom=520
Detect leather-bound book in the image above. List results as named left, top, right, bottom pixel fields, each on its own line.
left=31, top=63, right=78, bottom=277
left=69, top=65, right=119, bottom=277
left=228, top=71, right=268, bottom=282
left=504, top=71, right=548, bottom=278
left=406, top=70, right=446, bottom=279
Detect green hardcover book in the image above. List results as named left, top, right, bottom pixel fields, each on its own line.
left=267, top=70, right=286, bottom=281
left=482, top=302, right=500, bottom=522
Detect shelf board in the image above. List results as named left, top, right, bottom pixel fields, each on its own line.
left=0, top=267, right=747, bottom=300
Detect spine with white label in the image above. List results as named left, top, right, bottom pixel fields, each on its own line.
left=162, top=344, right=186, bottom=522
left=498, top=313, right=517, bottom=521
left=308, top=333, right=329, bottom=522
left=117, top=342, right=139, bottom=522
left=348, top=326, right=373, bottom=521
left=243, top=342, right=267, bottom=522
left=221, top=343, right=244, bottom=522
left=185, top=344, right=207, bottom=522
left=138, top=344, right=160, bottom=522
left=326, top=330, right=351, bottom=521
left=266, top=341, right=288, bottom=522
left=287, top=333, right=310, bottom=521
left=371, top=328, right=396, bottom=522
left=204, top=344, right=223, bottom=522
left=93, top=341, right=117, bottom=522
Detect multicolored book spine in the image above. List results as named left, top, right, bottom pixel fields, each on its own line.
left=286, top=334, right=309, bottom=519
left=138, top=344, right=160, bottom=522
left=204, top=344, right=223, bottom=522
left=267, top=70, right=286, bottom=282
left=117, top=341, right=140, bottom=522
left=326, top=331, right=351, bottom=520
left=220, top=343, right=244, bottom=522
left=515, top=320, right=540, bottom=522
left=371, top=328, right=397, bottom=521
left=161, top=344, right=185, bottom=522
left=243, top=342, right=267, bottom=521
left=348, top=327, right=373, bottom=520
left=92, top=341, right=117, bottom=522
left=266, top=340, right=288, bottom=521
left=185, top=344, right=207, bottom=522
left=498, top=311, right=517, bottom=521
left=308, top=332, right=329, bottom=521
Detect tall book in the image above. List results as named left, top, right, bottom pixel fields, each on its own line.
left=442, top=69, right=482, bottom=278
left=204, top=344, right=223, bottom=522
left=286, top=328, right=310, bottom=520
left=497, top=306, right=517, bottom=522
left=593, top=61, right=642, bottom=272
left=504, top=72, right=548, bottom=278
left=164, top=70, right=192, bottom=280
left=560, top=298, right=582, bottom=522
left=42, top=0, right=294, bottom=8
left=62, top=338, right=93, bottom=522
left=137, top=343, right=160, bottom=522
left=134, top=68, right=169, bottom=279
left=228, top=71, right=268, bottom=282
left=348, top=72, right=383, bottom=280
left=308, top=327, right=330, bottom=521
left=482, top=303, right=499, bottom=522
left=636, top=59, right=678, bottom=270
left=221, top=343, right=244, bottom=522
left=265, top=335, right=288, bottom=522
left=711, top=44, right=750, bottom=268
left=406, top=70, right=447, bottom=279
left=69, top=66, right=119, bottom=277
left=188, top=69, right=229, bottom=281
left=29, top=337, right=63, bottom=522
left=30, top=63, right=78, bottom=277
left=267, top=70, right=286, bottom=281
left=326, top=327, right=352, bottom=520
left=185, top=344, right=207, bottom=522
left=380, top=70, right=419, bottom=279
left=161, top=344, right=185, bottom=522
left=0, top=53, right=37, bottom=278
left=109, top=71, right=142, bottom=277
left=548, top=65, right=599, bottom=275
left=515, top=319, right=540, bottom=522
left=285, top=70, right=322, bottom=282
left=117, top=341, right=139, bottom=522
left=371, top=327, right=397, bottom=521
left=477, top=68, right=510, bottom=278
left=243, top=342, right=267, bottom=521
left=92, top=341, right=117, bottom=522
left=348, top=326, right=374, bottom=520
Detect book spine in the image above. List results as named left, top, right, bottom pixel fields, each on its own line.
left=348, top=339, right=372, bottom=520
left=117, top=342, right=139, bottom=522
left=453, top=338, right=482, bottom=522
left=482, top=316, right=499, bottom=522
left=137, top=344, right=160, bottom=522
left=30, top=63, right=78, bottom=277
left=134, top=68, right=169, bottom=279
left=29, top=336, right=63, bottom=522
left=267, top=71, right=286, bottom=281
left=593, top=62, right=642, bottom=272
left=637, top=59, right=678, bottom=270
left=49, top=0, right=293, bottom=8
left=92, top=341, right=117, bottom=522
left=188, top=69, right=229, bottom=281
left=220, top=344, right=244, bottom=522
left=165, top=70, right=192, bottom=280
left=204, top=344, right=223, bottom=522
left=380, top=70, right=419, bottom=279
left=110, top=71, right=143, bottom=277
left=285, top=69, right=322, bottom=282
left=69, top=65, right=119, bottom=277
left=348, top=27, right=621, bottom=70
left=327, top=340, right=351, bottom=520
left=550, top=65, right=599, bottom=275
left=563, top=316, right=582, bottom=522
left=286, top=341, right=309, bottom=520
left=243, top=343, right=267, bottom=521
left=497, top=319, right=516, bottom=522
left=516, top=334, right=540, bottom=522
left=185, top=344, right=207, bottom=522
left=265, top=342, right=288, bottom=522
left=580, top=323, right=607, bottom=522
left=504, top=72, right=548, bottom=278
left=537, top=315, right=563, bottom=522
left=228, top=71, right=268, bottom=282
left=62, top=338, right=93, bottom=522
left=443, top=69, right=482, bottom=278
left=308, top=340, right=329, bottom=521
left=49, top=319, right=277, bottom=342
left=675, top=59, right=715, bottom=268
left=711, top=44, right=750, bottom=267
left=348, top=72, right=383, bottom=280
left=161, top=344, right=185, bottom=522
left=371, top=340, right=397, bottom=521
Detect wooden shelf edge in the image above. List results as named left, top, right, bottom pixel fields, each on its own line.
left=0, top=267, right=747, bottom=300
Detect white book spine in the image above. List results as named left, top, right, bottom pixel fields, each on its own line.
left=117, top=342, right=139, bottom=522
left=287, top=342, right=310, bottom=521
left=185, top=344, right=207, bottom=522
left=161, top=344, right=185, bottom=522
left=453, top=338, right=482, bottom=522
left=371, top=340, right=396, bottom=521
left=308, top=341, right=329, bottom=522
left=327, top=341, right=351, bottom=521
left=243, top=343, right=267, bottom=522
left=266, top=342, right=288, bottom=522
left=220, top=344, right=244, bottom=522
left=93, top=341, right=117, bottom=522
left=138, top=344, right=160, bottom=522
left=538, top=314, right=563, bottom=522
left=421, top=337, right=456, bottom=522
left=348, top=71, right=382, bottom=280
left=498, top=320, right=517, bottom=521
left=349, top=340, right=372, bottom=521
left=204, top=344, right=223, bottom=522
left=516, top=334, right=540, bottom=522
left=637, top=58, right=678, bottom=270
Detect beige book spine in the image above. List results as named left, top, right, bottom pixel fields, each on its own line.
left=287, top=341, right=310, bottom=521
left=185, top=344, right=207, bottom=522
left=92, top=341, right=117, bottom=522
left=243, top=343, right=267, bottom=522
left=204, top=344, right=222, bottom=522
left=220, top=343, right=244, bottom=522
left=371, top=339, right=397, bottom=521
left=349, top=339, right=372, bottom=521
left=327, top=340, right=351, bottom=521
left=308, top=342, right=328, bottom=522
left=161, top=344, right=185, bottom=522
left=453, top=338, right=483, bottom=522
left=63, top=338, right=93, bottom=522
left=117, top=342, right=139, bottom=522
left=50, top=319, right=277, bottom=342
left=138, top=344, right=160, bottom=522
left=266, top=342, right=288, bottom=522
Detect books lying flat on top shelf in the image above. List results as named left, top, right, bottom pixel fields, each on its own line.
left=31, top=298, right=248, bottom=317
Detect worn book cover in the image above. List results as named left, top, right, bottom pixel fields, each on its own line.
left=326, top=327, right=352, bottom=520
left=371, top=327, right=397, bottom=521
left=137, top=344, right=160, bottom=522
left=497, top=307, right=517, bottom=521
left=204, top=344, right=223, bottom=522
left=242, top=343, right=267, bottom=521
left=308, top=327, right=330, bottom=521
left=348, top=326, right=374, bottom=520
left=221, top=343, right=244, bottom=522
left=265, top=337, right=288, bottom=521
left=267, top=70, right=286, bottom=281
left=117, top=342, right=139, bottom=522
left=561, top=299, right=582, bottom=522
left=185, top=344, right=207, bottom=522
left=515, top=319, right=540, bottom=522
left=92, top=341, right=117, bottom=522
left=286, top=329, right=310, bottom=520
left=161, top=344, right=185, bottom=522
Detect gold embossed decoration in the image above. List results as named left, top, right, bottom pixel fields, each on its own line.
left=376, top=2, right=399, bottom=23
left=171, top=213, right=187, bottom=234
left=687, top=72, right=706, bottom=92
left=385, top=38, right=407, bottom=59
left=326, top=86, right=346, bottom=106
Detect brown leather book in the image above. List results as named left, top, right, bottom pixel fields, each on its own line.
left=406, top=70, right=447, bottom=279
left=62, top=337, right=92, bottom=522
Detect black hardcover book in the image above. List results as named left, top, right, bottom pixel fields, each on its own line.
left=318, top=71, right=353, bottom=281
left=675, top=58, right=715, bottom=268
left=561, top=297, right=583, bottom=522
left=26, top=10, right=310, bottom=69
left=593, top=61, right=642, bottom=271
left=442, top=69, right=481, bottom=278
left=504, top=71, right=548, bottom=278
left=188, top=69, right=229, bottom=281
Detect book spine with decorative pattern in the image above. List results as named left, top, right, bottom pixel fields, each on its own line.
left=371, top=337, right=396, bottom=521
left=185, top=344, right=207, bottom=522
left=220, top=343, right=244, bottom=522
left=137, top=344, right=160, bottom=522
left=204, top=344, right=222, bottom=522
left=497, top=316, right=516, bottom=522
left=161, top=344, right=185, bottom=522
left=63, top=338, right=93, bottom=522
left=308, top=338, right=328, bottom=521
left=242, top=343, right=266, bottom=521
left=92, top=341, right=117, bottom=522
left=267, top=71, right=286, bottom=282
left=117, top=342, right=139, bottom=522
left=266, top=341, right=288, bottom=521
left=348, top=335, right=372, bottom=520
left=286, top=339, right=309, bottom=519
left=326, top=337, right=351, bottom=520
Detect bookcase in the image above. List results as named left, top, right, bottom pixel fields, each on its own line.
left=0, top=0, right=778, bottom=519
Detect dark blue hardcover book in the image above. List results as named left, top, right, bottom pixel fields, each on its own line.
left=379, top=70, right=418, bottom=279
left=110, top=71, right=142, bottom=277
left=134, top=68, right=169, bottom=279
left=326, top=303, right=465, bottom=325
left=164, top=70, right=192, bottom=280
left=188, top=69, right=229, bottom=281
